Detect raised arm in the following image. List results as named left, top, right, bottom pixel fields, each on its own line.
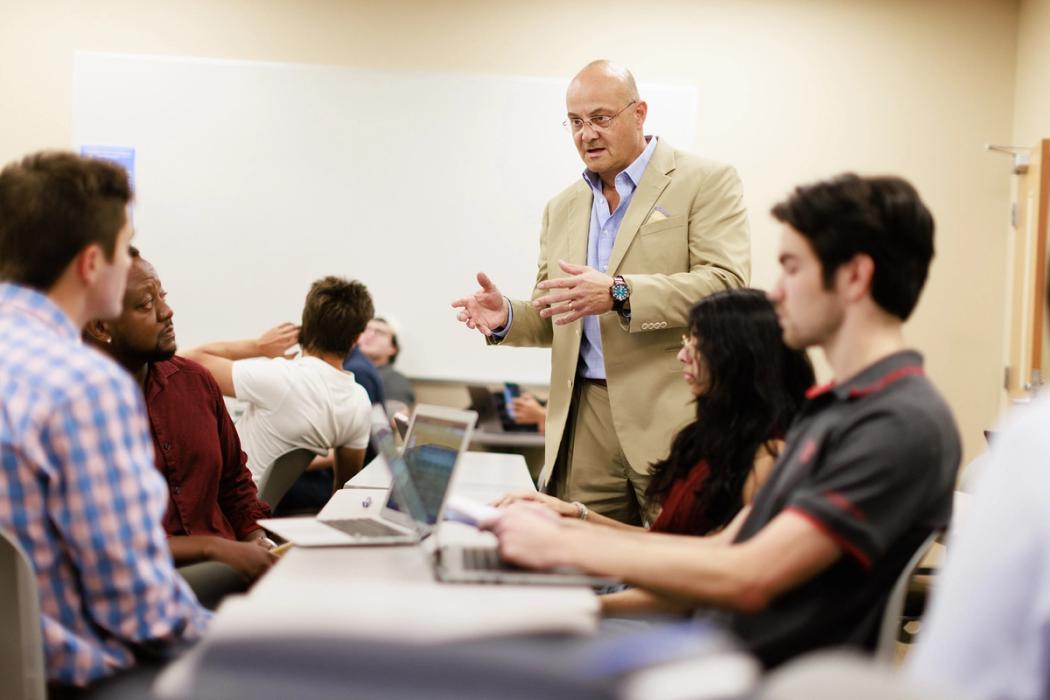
left=183, top=322, right=300, bottom=396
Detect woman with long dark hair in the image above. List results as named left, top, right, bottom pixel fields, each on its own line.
left=495, top=288, right=814, bottom=539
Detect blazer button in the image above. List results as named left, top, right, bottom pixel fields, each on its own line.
left=567, top=378, right=573, bottom=388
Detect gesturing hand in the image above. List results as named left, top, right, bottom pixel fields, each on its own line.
left=451, top=272, right=510, bottom=337
left=533, top=260, right=614, bottom=325
left=255, top=322, right=300, bottom=358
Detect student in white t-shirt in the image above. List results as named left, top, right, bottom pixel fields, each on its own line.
left=186, top=276, right=374, bottom=495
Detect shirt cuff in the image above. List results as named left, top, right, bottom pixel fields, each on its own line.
left=490, top=297, right=514, bottom=338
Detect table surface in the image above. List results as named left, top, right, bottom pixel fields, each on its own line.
left=223, top=451, right=597, bottom=642
left=155, top=452, right=758, bottom=699
left=470, top=428, right=546, bottom=449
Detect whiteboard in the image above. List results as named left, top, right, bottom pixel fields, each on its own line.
left=72, top=52, right=697, bottom=384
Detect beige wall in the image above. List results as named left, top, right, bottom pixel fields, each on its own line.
left=0, top=0, right=1024, bottom=464
left=1014, top=0, right=1050, bottom=145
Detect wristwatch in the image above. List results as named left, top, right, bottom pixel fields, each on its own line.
left=610, top=275, right=630, bottom=312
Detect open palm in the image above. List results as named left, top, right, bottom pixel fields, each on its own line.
left=451, top=272, right=509, bottom=336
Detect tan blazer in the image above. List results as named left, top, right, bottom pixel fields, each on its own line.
left=496, top=139, right=751, bottom=480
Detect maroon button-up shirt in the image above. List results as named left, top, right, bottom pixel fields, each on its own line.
left=144, top=356, right=269, bottom=540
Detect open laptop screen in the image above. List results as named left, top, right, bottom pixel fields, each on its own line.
left=386, top=414, right=470, bottom=525
left=369, top=406, right=429, bottom=526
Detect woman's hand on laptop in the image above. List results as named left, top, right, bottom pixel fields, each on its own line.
left=490, top=490, right=576, bottom=518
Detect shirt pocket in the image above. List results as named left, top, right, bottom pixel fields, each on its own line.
left=629, top=215, right=689, bottom=274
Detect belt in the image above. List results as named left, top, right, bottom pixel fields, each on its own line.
left=580, top=377, right=607, bottom=387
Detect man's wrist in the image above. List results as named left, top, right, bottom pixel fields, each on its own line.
left=610, top=275, right=630, bottom=313
left=491, top=297, right=513, bottom=337
left=554, top=520, right=591, bottom=569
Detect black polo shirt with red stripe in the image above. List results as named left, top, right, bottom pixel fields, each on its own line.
left=725, top=350, right=960, bottom=667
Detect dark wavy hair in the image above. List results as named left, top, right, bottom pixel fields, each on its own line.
left=646, top=288, right=814, bottom=533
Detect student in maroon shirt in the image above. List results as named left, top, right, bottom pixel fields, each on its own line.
left=85, top=247, right=276, bottom=596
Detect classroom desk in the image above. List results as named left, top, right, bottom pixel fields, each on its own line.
left=467, top=430, right=547, bottom=483
left=345, top=449, right=536, bottom=498
left=469, top=429, right=546, bottom=450
left=207, top=452, right=597, bottom=642
left=155, top=452, right=759, bottom=699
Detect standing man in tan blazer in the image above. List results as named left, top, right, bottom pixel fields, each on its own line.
left=453, top=60, right=749, bottom=525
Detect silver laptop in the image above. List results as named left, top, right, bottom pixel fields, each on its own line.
left=433, top=541, right=618, bottom=587
left=257, top=404, right=476, bottom=546
left=372, top=427, right=618, bottom=586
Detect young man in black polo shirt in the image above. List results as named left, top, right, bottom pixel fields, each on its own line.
left=485, top=173, right=961, bottom=667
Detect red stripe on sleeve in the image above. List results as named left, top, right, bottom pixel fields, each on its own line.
left=785, top=506, right=872, bottom=571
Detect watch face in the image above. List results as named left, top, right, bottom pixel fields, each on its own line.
left=611, top=282, right=629, bottom=302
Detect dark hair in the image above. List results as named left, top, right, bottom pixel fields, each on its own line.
left=771, top=173, right=934, bottom=320
left=299, top=276, right=374, bottom=356
left=374, top=316, right=399, bottom=363
left=0, top=151, right=132, bottom=290
left=647, top=289, right=814, bottom=533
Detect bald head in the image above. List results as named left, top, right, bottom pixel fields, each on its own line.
left=569, top=60, right=640, bottom=104
left=565, top=60, right=648, bottom=183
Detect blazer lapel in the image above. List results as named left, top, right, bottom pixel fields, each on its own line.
left=608, top=140, right=675, bottom=274
left=564, top=183, right=592, bottom=271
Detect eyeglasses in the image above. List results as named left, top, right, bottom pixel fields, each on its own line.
left=563, top=100, right=636, bottom=133
left=680, top=334, right=699, bottom=358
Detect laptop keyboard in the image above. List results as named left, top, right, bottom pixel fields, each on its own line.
left=460, top=547, right=524, bottom=572
left=322, top=518, right=406, bottom=538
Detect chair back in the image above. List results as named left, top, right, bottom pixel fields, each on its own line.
left=257, top=448, right=317, bottom=511
left=874, top=531, right=939, bottom=662
left=0, top=527, right=46, bottom=700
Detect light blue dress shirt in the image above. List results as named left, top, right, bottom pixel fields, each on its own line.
left=496, top=136, right=658, bottom=380
left=577, top=135, right=657, bottom=379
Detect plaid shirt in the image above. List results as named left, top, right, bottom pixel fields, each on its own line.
left=0, top=282, right=210, bottom=687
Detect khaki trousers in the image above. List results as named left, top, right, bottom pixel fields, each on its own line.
left=545, top=380, right=653, bottom=526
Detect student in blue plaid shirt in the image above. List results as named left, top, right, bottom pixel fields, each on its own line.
left=0, top=152, right=210, bottom=692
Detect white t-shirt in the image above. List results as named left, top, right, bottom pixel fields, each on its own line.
left=232, top=355, right=371, bottom=484
left=907, top=392, right=1050, bottom=700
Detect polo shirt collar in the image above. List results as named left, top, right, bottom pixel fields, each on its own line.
left=805, top=350, right=925, bottom=402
